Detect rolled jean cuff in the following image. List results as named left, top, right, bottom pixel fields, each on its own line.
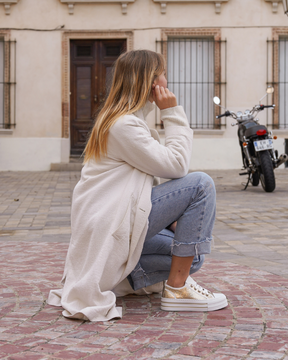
left=172, top=237, right=212, bottom=257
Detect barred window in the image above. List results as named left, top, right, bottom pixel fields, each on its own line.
left=267, top=37, right=288, bottom=129
left=156, top=37, right=227, bottom=129
left=0, top=38, right=16, bottom=129
left=279, top=38, right=288, bottom=129
left=0, top=39, right=4, bottom=127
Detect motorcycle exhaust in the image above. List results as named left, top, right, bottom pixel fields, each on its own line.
left=275, top=153, right=288, bottom=168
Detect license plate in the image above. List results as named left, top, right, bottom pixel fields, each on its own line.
left=254, top=139, right=274, bottom=152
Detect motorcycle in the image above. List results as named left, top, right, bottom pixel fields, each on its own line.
left=213, top=87, right=288, bottom=192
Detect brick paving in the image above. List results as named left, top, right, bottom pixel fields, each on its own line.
left=0, top=170, right=288, bottom=360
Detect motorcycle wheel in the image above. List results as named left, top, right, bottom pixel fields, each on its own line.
left=258, top=150, right=275, bottom=192
left=251, top=172, right=260, bottom=186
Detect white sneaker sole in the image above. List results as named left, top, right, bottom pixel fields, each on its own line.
left=161, top=293, right=228, bottom=312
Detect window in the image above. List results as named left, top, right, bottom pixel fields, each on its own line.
left=0, top=38, right=16, bottom=130
left=278, top=38, right=288, bottom=129
left=267, top=34, right=288, bottom=129
left=0, top=39, right=4, bottom=127
left=156, top=36, right=226, bottom=129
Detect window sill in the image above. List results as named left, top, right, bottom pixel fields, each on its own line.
left=157, top=129, right=225, bottom=135
left=193, top=129, right=225, bottom=135
left=0, top=129, right=13, bottom=135
left=59, top=0, right=135, bottom=14
left=271, top=129, right=288, bottom=136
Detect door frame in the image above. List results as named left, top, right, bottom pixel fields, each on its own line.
left=61, top=31, right=133, bottom=147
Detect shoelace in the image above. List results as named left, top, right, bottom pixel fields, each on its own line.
left=188, top=279, right=211, bottom=296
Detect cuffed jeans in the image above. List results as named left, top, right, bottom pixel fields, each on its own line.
left=128, top=172, right=216, bottom=291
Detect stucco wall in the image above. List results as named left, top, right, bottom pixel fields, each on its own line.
left=0, top=0, right=287, bottom=170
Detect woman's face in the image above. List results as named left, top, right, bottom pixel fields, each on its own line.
left=149, top=71, right=167, bottom=102
left=154, top=72, right=167, bottom=89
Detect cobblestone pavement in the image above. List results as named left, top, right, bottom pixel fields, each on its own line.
left=0, top=170, right=287, bottom=360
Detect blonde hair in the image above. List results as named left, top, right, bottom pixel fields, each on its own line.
left=84, top=50, right=165, bottom=162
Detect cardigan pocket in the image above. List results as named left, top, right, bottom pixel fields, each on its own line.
left=112, top=196, right=136, bottom=243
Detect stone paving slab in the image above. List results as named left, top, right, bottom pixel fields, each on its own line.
left=205, top=169, right=288, bottom=279
left=0, top=170, right=288, bottom=359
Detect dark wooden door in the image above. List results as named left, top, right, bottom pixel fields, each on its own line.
left=70, top=39, right=126, bottom=155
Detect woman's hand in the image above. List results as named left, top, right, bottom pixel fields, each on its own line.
left=152, top=85, right=177, bottom=110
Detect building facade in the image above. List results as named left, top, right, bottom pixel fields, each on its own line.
left=0, top=0, right=288, bottom=170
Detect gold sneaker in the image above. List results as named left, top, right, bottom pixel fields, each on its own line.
left=161, top=276, right=228, bottom=312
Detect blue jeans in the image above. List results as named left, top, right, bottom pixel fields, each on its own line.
left=128, top=172, right=216, bottom=290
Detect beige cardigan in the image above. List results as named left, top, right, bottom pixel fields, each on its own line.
left=47, top=102, right=193, bottom=322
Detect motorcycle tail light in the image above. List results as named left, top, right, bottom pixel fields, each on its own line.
left=256, top=129, right=267, bottom=136
left=273, top=136, right=277, bottom=140
left=243, top=142, right=248, bottom=147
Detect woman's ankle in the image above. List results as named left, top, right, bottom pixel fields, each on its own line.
left=166, top=279, right=186, bottom=288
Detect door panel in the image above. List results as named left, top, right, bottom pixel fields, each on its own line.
left=70, top=39, right=126, bottom=155
left=76, top=66, right=92, bottom=118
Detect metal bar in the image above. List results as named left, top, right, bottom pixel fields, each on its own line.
left=202, top=39, right=204, bottom=127
left=266, top=39, right=269, bottom=127
left=155, top=38, right=158, bottom=128
left=196, top=39, right=198, bottom=129
left=190, top=39, right=192, bottom=127
left=173, top=39, right=175, bottom=99
left=178, top=39, right=180, bottom=110
left=225, top=40, right=227, bottom=127
left=208, top=39, right=210, bottom=128
left=1, top=38, right=4, bottom=128
left=14, top=40, right=16, bottom=127
left=272, top=39, right=275, bottom=88
left=285, top=39, right=287, bottom=128
left=156, top=81, right=221, bottom=84
left=184, top=39, right=186, bottom=113
left=8, top=40, right=11, bottom=128
left=273, top=40, right=276, bottom=129
left=156, top=39, right=226, bottom=43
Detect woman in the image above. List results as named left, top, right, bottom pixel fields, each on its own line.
left=48, top=50, right=227, bottom=321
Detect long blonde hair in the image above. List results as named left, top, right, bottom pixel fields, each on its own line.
left=84, top=50, right=165, bottom=162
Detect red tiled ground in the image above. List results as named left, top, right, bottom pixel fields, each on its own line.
left=0, top=239, right=288, bottom=359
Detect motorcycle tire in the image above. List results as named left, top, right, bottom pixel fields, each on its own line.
left=251, top=172, right=260, bottom=186
left=258, top=150, right=275, bottom=192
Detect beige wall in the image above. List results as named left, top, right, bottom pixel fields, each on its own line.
left=1, top=0, right=287, bottom=29
left=12, top=31, right=62, bottom=138
left=0, top=0, right=287, bottom=170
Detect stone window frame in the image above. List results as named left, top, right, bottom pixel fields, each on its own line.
left=159, top=28, right=224, bottom=129
left=61, top=30, right=133, bottom=138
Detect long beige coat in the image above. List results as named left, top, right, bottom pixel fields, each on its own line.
left=47, top=102, right=193, bottom=321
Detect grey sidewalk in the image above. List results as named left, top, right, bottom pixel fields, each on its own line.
left=0, top=169, right=287, bottom=277
left=205, top=169, right=288, bottom=278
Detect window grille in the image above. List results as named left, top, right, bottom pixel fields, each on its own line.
left=156, top=38, right=227, bottom=129
left=0, top=39, right=16, bottom=129
left=267, top=38, right=288, bottom=129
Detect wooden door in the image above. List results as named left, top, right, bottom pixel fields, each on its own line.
left=70, top=39, right=126, bottom=155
